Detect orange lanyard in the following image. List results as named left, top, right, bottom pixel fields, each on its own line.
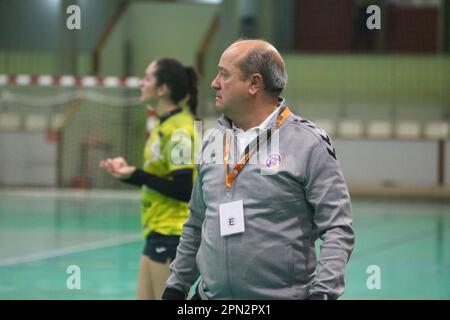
left=224, top=107, right=290, bottom=189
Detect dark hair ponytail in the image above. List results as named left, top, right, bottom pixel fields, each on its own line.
left=184, top=66, right=198, bottom=117
left=154, top=58, right=198, bottom=117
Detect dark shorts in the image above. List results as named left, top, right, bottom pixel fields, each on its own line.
left=143, top=232, right=180, bottom=263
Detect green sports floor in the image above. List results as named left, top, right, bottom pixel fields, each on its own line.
left=0, top=191, right=449, bottom=300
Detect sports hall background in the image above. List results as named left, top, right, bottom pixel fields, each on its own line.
left=0, top=0, right=449, bottom=299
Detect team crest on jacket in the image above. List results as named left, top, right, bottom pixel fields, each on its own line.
left=265, top=153, right=282, bottom=169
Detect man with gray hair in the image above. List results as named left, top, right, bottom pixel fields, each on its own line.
left=162, top=39, right=355, bottom=300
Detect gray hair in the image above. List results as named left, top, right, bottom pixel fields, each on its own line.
left=237, top=47, right=288, bottom=96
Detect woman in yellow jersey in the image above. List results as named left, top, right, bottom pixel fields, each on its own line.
left=100, top=58, right=197, bottom=299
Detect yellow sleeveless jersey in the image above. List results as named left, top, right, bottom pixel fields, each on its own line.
left=141, top=108, right=197, bottom=237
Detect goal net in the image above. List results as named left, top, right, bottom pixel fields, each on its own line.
left=0, top=75, right=153, bottom=189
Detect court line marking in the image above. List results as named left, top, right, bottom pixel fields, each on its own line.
left=0, top=233, right=142, bottom=267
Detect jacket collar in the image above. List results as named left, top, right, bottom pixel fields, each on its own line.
left=217, top=97, right=287, bottom=129
left=159, top=107, right=182, bottom=124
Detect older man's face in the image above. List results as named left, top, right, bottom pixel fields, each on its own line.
left=210, top=44, right=251, bottom=115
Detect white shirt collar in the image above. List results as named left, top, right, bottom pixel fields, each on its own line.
left=231, top=107, right=280, bottom=155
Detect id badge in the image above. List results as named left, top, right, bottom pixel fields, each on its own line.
left=219, top=200, right=245, bottom=236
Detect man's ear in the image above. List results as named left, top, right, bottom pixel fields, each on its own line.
left=248, top=73, right=263, bottom=95
left=157, top=83, right=169, bottom=97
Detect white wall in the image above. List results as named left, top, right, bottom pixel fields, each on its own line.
left=0, top=133, right=447, bottom=189
left=335, top=139, right=440, bottom=187
left=0, top=133, right=56, bottom=186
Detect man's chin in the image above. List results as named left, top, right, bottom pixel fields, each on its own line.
left=215, top=102, right=224, bottom=112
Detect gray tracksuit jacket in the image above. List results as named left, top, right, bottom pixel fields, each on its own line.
left=166, top=99, right=355, bottom=300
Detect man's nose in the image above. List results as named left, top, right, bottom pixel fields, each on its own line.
left=211, top=75, right=220, bottom=90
